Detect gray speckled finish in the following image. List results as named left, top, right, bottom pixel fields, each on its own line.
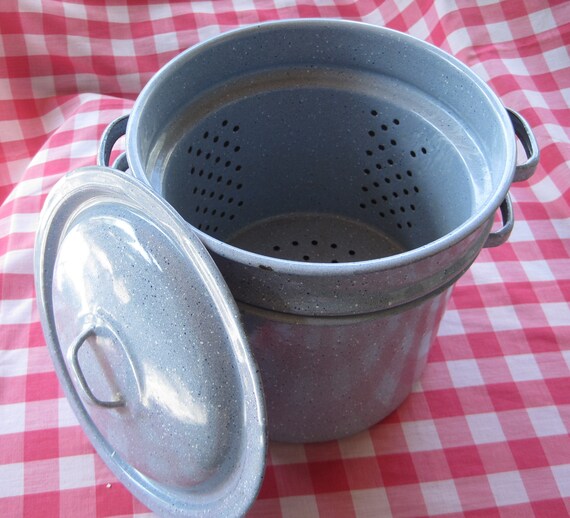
left=102, top=20, right=537, bottom=444
left=34, top=167, right=266, bottom=517
left=242, top=288, right=451, bottom=443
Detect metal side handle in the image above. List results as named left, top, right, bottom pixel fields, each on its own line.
left=507, top=108, right=539, bottom=183
left=484, top=194, right=514, bottom=248
left=69, top=327, right=126, bottom=408
left=97, top=114, right=130, bottom=172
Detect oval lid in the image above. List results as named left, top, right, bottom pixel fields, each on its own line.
left=34, top=167, right=266, bottom=517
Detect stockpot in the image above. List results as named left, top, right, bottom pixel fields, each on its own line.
left=36, top=19, right=538, bottom=517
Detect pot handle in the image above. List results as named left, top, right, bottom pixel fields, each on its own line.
left=484, top=193, right=514, bottom=248
left=97, top=114, right=130, bottom=172
left=507, top=108, right=539, bottom=183
left=69, top=327, right=126, bottom=408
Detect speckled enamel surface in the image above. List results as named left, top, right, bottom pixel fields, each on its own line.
left=35, top=167, right=266, bottom=517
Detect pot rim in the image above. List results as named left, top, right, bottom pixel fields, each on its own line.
left=127, top=18, right=516, bottom=277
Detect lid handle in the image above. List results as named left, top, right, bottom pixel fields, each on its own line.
left=69, top=327, right=126, bottom=408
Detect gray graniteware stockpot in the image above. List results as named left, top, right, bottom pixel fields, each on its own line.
left=36, top=19, right=538, bottom=517
left=101, top=18, right=538, bottom=441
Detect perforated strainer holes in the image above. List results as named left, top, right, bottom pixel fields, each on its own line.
left=361, top=110, right=426, bottom=233
left=269, top=238, right=362, bottom=263
left=185, top=119, right=245, bottom=234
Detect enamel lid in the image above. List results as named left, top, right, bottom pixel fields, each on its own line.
left=34, top=167, right=266, bottom=517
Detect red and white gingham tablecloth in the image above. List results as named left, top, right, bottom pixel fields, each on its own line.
left=1, top=1, right=569, bottom=516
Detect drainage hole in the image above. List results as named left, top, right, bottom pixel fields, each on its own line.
left=407, top=170, right=413, bottom=177
left=233, top=125, right=240, bottom=132
left=362, top=186, right=369, bottom=192
left=330, top=243, right=338, bottom=249
left=381, top=124, right=388, bottom=131
left=207, top=172, right=213, bottom=179
left=348, top=250, right=356, bottom=256
left=403, top=188, right=409, bottom=195
left=364, top=168, right=371, bottom=175
left=228, top=197, right=234, bottom=203
left=331, top=259, right=339, bottom=263
left=198, top=169, right=204, bottom=177
left=396, top=173, right=402, bottom=180
left=202, top=207, right=208, bottom=214
left=215, top=156, right=221, bottom=163
left=379, top=211, right=385, bottom=217
left=203, top=131, right=209, bottom=139
left=378, top=144, right=385, bottom=151
left=390, top=209, right=396, bottom=215
left=371, top=198, right=377, bottom=205
left=188, top=145, right=193, bottom=154
left=273, top=245, right=281, bottom=251
left=360, top=203, right=366, bottom=209
left=407, top=221, right=412, bottom=228
left=303, top=255, right=310, bottom=261
left=217, top=175, right=223, bottom=182
left=200, top=188, right=206, bottom=195
left=368, top=130, right=375, bottom=137
left=410, top=150, right=417, bottom=157
left=371, top=109, right=378, bottom=116
left=292, top=241, right=299, bottom=246
left=400, top=206, right=405, bottom=212
left=222, top=120, right=228, bottom=127
left=235, top=165, right=242, bottom=171
left=393, top=118, right=400, bottom=125
left=227, top=179, right=232, bottom=186
left=190, top=166, right=195, bottom=175
left=195, top=206, right=200, bottom=213
left=196, top=149, right=202, bottom=156
left=213, top=136, right=220, bottom=143
left=192, top=187, right=198, bottom=194
left=236, top=183, right=243, bottom=190
left=382, top=195, right=388, bottom=201
left=391, top=139, right=397, bottom=146
left=311, top=240, right=318, bottom=246
left=209, top=192, right=214, bottom=198
left=376, top=163, right=382, bottom=170
left=373, top=181, right=380, bottom=188
left=421, top=147, right=427, bottom=154
left=384, top=177, right=391, bottom=184
left=224, top=141, right=230, bottom=147
left=393, top=192, right=399, bottom=198
left=234, top=146, right=241, bottom=152
left=237, top=201, right=243, bottom=207
left=397, top=223, right=403, bottom=229
left=410, top=204, right=416, bottom=211
left=225, top=160, right=231, bottom=167
left=366, top=150, right=373, bottom=156
left=413, top=186, right=420, bottom=193
left=229, top=214, right=235, bottom=220
left=387, top=159, right=394, bottom=165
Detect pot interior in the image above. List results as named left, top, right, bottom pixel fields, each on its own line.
left=136, top=23, right=508, bottom=263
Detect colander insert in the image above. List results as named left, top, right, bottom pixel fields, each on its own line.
left=156, top=68, right=488, bottom=263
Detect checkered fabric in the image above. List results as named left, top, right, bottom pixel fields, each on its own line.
left=1, top=0, right=569, bottom=516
